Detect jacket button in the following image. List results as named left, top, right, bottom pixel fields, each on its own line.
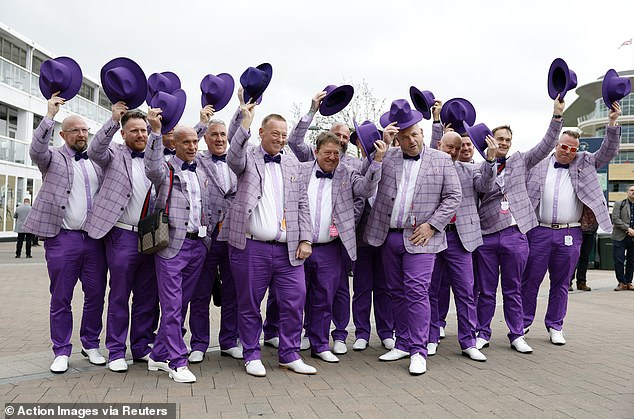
left=257, top=196, right=261, bottom=199
left=120, top=207, right=124, bottom=211
left=186, top=206, right=190, bottom=210
left=66, top=190, right=71, bottom=194
left=218, top=210, right=222, bottom=213
left=185, top=222, right=188, bottom=226
left=61, top=206, right=65, bottom=209
left=126, top=194, right=131, bottom=198
left=248, top=209, right=252, bottom=213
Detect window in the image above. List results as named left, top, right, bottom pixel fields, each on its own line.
left=98, top=87, right=110, bottom=109
left=78, top=82, right=94, bottom=101
left=32, top=55, right=45, bottom=75
left=0, top=37, right=27, bottom=68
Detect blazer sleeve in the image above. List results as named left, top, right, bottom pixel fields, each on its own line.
left=287, top=114, right=315, bottom=162
left=593, top=125, right=622, bottom=169
left=227, top=126, right=251, bottom=176
left=351, top=160, right=382, bottom=199
left=524, top=118, right=563, bottom=170
left=144, top=132, right=167, bottom=186
left=87, top=118, right=120, bottom=168
left=30, top=117, right=55, bottom=172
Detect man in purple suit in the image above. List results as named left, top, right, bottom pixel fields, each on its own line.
left=162, top=106, right=213, bottom=159
left=474, top=97, right=565, bottom=354
left=522, top=102, right=622, bottom=344
left=85, top=105, right=159, bottom=372
left=24, top=93, right=107, bottom=374
left=227, top=99, right=316, bottom=377
left=144, top=110, right=215, bottom=384
left=187, top=118, right=242, bottom=363
left=366, top=99, right=462, bottom=375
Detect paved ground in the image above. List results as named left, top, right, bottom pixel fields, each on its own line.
left=0, top=241, right=633, bottom=418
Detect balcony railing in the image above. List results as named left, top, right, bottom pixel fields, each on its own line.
left=0, top=135, right=27, bottom=164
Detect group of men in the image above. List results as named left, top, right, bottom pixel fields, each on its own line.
left=25, top=80, right=622, bottom=382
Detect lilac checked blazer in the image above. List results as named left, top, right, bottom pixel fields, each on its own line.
left=226, top=126, right=313, bottom=266
left=84, top=118, right=142, bottom=239
left=144, top=133, right=213, bottom=259
left=479, top=119, right=563, bottom=235
left=197, top=151, right=237, bottom=242
left=299, top=159, right=382, bottom=261
left=527, top=125, right=621, bottom=234
left=24, top=118, right=104, bottom=238
left=364, top=146, right=462, bottom=254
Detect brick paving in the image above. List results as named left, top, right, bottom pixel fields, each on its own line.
left=0, top=241, right=633, bottom=418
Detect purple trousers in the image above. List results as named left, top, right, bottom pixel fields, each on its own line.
left=382, top=231, right=436, bottom=357
left=437, top=270, right=451, bottom=329
left=188, top=239, right=238, bottom=352
left=352, top=244, right=394, bottom=341
left=522, top=226, right=582, bottom=331
left=474, top=226, right=528, bottom=343
left=429, top=232, right=478, bottom=349
left=150, top=238, right=206, bottom=369
left=229, top=239, right=305, bottom=364
left=331, top=253, right=351, bottom=343
left=104, top=227, right=158, bottom=360
left=44, top=230, right=107, bottom=357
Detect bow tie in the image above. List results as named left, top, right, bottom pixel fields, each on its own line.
left=264, top=154, right=281, bottom=164
left=316, top=170, right=333, bottom=179
left=554, top=162, right=569, bottom=169
left=212, top=154, right=227, bottom=163
left=496, top=157, right=506, bottom=164
left=181, top=162, right=197, bottom=172
left=131, top=151, right=145, bottom=159
left=74, top=151, right=88, bottom=161
left=403, top=153, right=420, bottom=161
left=163, top=148, right=176, bottom=156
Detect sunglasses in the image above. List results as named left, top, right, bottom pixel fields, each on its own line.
left=558, top=143, right=578, bottom=153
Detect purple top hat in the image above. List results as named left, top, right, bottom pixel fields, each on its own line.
left=200, top=73, right=235, bottom=111
left=146, top=72, right=181, bottom=106
left=353, top=119, right=382, bottom=161
left=547, top=58, right=577, bottom=100
left=439, top=98, right=476, bottom=135
left=409, top=86, right=435, bottom=120
left=240, top=63, right=272, bottom=104
left=379, top=99, right=423, bottom=129
left=463, top=122, right=492, bottom=160
left=602, top=69, right=632, bottom=110
left=149, top=89, right=187, bottom=135
left=319, top=84, right=354, bottom=116
left=101, top=57, right=147, bottom=109
left=39, top=56, right=83, bottom=100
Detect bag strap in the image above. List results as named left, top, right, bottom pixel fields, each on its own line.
left=139, top=163, right=174, bottom=219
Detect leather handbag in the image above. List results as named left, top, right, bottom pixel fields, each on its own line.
left=137, top=164, right=174, bottom=254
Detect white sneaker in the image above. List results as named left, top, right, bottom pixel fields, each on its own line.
left=439, top=326, right=446, bottom=339
left=462, top=347, right=487, bottom=362
left=427, top=342, right=438, bottom=356
left=379, top=348, right=409, bottom=361
left=279, top=359, right=317, bottom=375
left=108, top=358, right=128, bottom=372
left=352, top=338, right=368, bottom=351
left=475, top=337, right=489, bottom=350
left=382, top=338, right=395, bottom=350
left=245, top=359, right=266, bottom=377
left=312, top=350, right=339, bottom=363
left=409, top=353, right=427, bottom=375
left=169, top=366, right=196, bottom=383
left=81, top=347, right=106, bottom=366
left=221, top=346, right=244, bottom=359
left=50, top=355, right=69, bottom=373
left=147, top=357, right=170, bottom=372
left=264, top=337, right=279, bottom=348
left=333, top=340, right=347, bottom=354
left=300, top=336, right=311, bottom=351
left=511, top=336, right=533, bottom=354
left=188, top=350, right=205, bottom=364
left=548, top=328, right=566, bottom=345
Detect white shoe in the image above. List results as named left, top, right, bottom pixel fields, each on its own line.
left=382, top=338, right=395, bottom=350
left=511, top=336, right=533, bottom=353
left=379, top=348, right=409, bottom=361
left=188, top=350, right=205, bottom=364
left=81, top=347, right=106, bottom=366
left=427, top=342, right=438, bottom=356
left=50, top=355, right=69, bottom=373
left=462, top=347, right=487, bottom=362
left=352, top=339, right=368, bottom=351
left=221, top=346, right=244, bottom=359
left=312, top=350, right=339, bottom=363
left=475, top=337, right=489, bottom=350
left=264, top=337, right=279, bottom=348
left=439, top=326, right=446, bottom=339
left=245, top=359, right=266, bottom=377
left=409, top=353, right=427, bottom=375
left=147, top=357, right=170, bottom=372
left=279, top=359, right=317, bottom=375
left=300, top=336, right=311, bottom=351
left=169, top=366, right=196, bottom=383
left=548, top=328, right=566, bottom=345
left=333, top=340, right=347, bottom=354
left=108, top=358, right=128, bottom=372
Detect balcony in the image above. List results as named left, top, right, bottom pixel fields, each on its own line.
left=0, top=135, right=27, bottom=164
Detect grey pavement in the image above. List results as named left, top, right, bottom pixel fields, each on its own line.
left=0, top=241, right=633, bottom=418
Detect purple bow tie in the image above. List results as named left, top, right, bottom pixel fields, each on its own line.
left=74, top=151, right=88, bottom=161
left=264, top=154, right=281, bottom=164
left=163, top=148, right=176, bottom=156
left=181, top=162, right=197, bottom=172
left=403, top=153, right=420, bottom=161
left=554, top=161, right=569, bottom=169
left=131, top=151, right=145, bottom=159
left=316, top=170, right=333, bottom=179
left=212, top=154, right=227, bottom=163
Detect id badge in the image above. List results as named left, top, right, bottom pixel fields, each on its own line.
left=500, top=200, right=510, bottom=214
left=329, top=223, right=339, bottom=237
left=198, top=225, right=207, bottom=238
left=564, top=235, right=573, bottom=246
left=410, top=214, right=417, bottom=227
left=280, top=217, right=287, bottom=232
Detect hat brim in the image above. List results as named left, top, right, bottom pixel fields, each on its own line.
left=100, top=57, right=147, bottom=109
left=379, top=109, right=423, bottom=129
left=409, top=86, right=434, bottom=120
left=201, top=73, right=235, bottom=112
left=320, top=85, right=354, bottom=116
left=39, top=56, right=83, bottom=101
left=463, top=122, right=490, bottom=160
left=601, top=69, right=631, bottom=110
left=241, top=63, right=272, bottom=105
left=547, top=58, right=574, bottom=100
left=146, top=72, right=181, bottom=106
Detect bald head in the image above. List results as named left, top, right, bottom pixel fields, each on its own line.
left=439, top=131, right=462, bottom=161
left=173, top=125, right=199, bottom=163
left=330, top=122, right=351, bottom=152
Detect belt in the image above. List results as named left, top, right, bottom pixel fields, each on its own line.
left=389, top=228, right=405, bottom=233
left=114, top=222, right=138, bottom=232
left=539, top=222, right=581, bottom=230
left=246, top=233, right=285, bottom=245
left=185, top=232, right=202, bottom=240
left=445, top=223, right=457, bottom=232
left=313, top=237, right=341, bottom=248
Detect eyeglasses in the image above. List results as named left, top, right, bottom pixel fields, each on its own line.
left=63, top=128, right=90, bottom=135
left=558, top=143, right=578, bottom=152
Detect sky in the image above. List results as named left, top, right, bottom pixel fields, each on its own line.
left=1, top=0, right=633, bottom=152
